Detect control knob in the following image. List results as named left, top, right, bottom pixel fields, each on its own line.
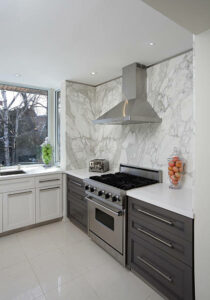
left=98, top=190, right=105, bottom=196
left=85, top=185, right=90, bottom=191
left=90, top=186, right=96, bottom=192
left=112, top=195, right=120, bottom=202
left=105, top=192, right=112, bottom=199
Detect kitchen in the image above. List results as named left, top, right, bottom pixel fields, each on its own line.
left=0, top=1, right=209, bottom=299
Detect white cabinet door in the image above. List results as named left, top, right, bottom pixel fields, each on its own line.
left=3, top=189, right=35, bottom=232
left=36, top=186, right=62, bottom=223
left=0, top=194, right=2, bottom=233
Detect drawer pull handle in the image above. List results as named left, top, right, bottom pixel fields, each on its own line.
left=39, top=179, right=60, bottom=183
left=137, top=256, right=173, bottom=283
left=137, top=208, right=173, bottom=226
left=40, top=187, right=60, bottom=192
left=9, top=191, right=32, bottom=196
left=137, top=227, right=173, bottom=248
left=71, top=180, right=82, bottom=187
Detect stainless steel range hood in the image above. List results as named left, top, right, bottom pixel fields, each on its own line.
left=93, top=63, right=161, bottom=125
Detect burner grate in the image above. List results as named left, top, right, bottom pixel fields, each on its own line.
left=89, top=172, right=158, bottom=190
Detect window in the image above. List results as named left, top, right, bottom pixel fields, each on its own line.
left=55, top=90, right=61, bottom=164
left=0, top=84, right=48, bottom=166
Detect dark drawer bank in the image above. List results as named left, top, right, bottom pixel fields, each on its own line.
left=67, top=175, right=87, bottom=232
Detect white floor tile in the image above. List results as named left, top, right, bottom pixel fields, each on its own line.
left=0, top=261, right=43, bottom=300
left=146, top=291, right=166, bottom=300
left=0, top=233, right=27, bottom=269
left=17, top=226, right=57, bottom=259
left=0, top=220, right=165, bottom=300
left=29, top=248, right=84, bottom=294
left=44, top=276, right=99, bottom=300
left=87, top=267, right=154, bottom=300
left=46, top=220, right=89, bottom=249
left=61, top=238, right=116, bottom=273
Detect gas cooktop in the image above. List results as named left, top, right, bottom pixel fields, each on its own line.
left=89, top=172, right=158, bottom=190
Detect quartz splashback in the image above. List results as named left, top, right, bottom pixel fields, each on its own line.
left=63, top=51, right=193, bottom=187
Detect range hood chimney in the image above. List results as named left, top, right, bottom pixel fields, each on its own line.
left=93, top=63, right=161, bottom=125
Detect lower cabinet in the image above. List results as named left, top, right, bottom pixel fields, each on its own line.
left=0, top=173, right=63, bottom=234
left=36, top=186, right=62, bottom=223
left=0, top=194, right=2, bottom=233
left=67, top=175, right=87, bottom=232
left=127, top=197, right=194, bottom=300
left=3, top=189, right=35, bottom=231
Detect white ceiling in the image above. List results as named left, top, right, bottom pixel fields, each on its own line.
left=142, top=0, right=210, bottom=34
left=0, top=0, right=192, bottom=89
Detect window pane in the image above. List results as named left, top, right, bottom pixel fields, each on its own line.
left=55, top=90, right=60, bottom=163
left=0, top=86, right=48, bottom=166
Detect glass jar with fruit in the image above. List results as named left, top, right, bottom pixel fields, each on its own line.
left=168, top=148, right=185, bottom=189
left=41, top=138, right=53, bottom=167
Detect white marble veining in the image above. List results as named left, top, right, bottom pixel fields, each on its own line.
left=65, top=81, right=96, bottom=170
left=127, top=183, right=193, bottom=218
left=63, top=52, right=193, bottom=188
left=94, top=52, right=193, bottom=188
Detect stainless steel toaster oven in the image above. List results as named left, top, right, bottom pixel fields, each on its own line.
left=89, top=159, right=109, bottom=173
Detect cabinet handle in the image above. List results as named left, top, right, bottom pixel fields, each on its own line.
left=136, top=208, right=173, bottom=226
left=9, top=191, right=32, bottom=197
left=137, top=256, right=173, bottom=283
left=70, top=180, right=82, bottom=187
left=136, top=227, right=173, bottom=248
left=40, top=186, right=60, bottom=191
left=39, top=179, right=60, bottom=183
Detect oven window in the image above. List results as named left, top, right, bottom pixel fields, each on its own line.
left=95, top=208, right=114, bottom=231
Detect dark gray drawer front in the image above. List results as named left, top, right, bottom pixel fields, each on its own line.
left=129, top=235, right=193, bottom=300
left=67, top=175, right=87, bottom=232
left=67, top=190, right=86, bottom=207
left=69, top=200, right=87, bottom=228
left=128, top=197, right=193, bottom=242
left=67, top=175, right=84, bottom=196
left=129, top=215, right=192, bottom=267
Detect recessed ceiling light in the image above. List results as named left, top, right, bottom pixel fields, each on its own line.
left=15, top=73, right=22, bottom=77
left=148, top=42, right=156, bottom=46
left=90, top=72, right=96, bottom=76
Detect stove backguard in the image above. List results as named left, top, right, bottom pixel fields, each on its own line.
left=119, top=164, right=162, bottom=183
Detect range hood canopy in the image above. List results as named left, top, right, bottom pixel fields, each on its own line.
left=93, top=63, right=161, bottom=125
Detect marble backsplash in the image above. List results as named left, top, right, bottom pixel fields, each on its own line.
left=63, top=51, right=193, bottom=187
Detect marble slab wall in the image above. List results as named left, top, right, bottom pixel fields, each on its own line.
left=64, top=81, right=96, bottom=170
left=63, top=51, right=193, bottom=187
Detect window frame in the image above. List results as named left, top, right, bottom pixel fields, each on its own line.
left=54, top=90, right=61, bottom=165
left=0, top=81, right=52, bottom=168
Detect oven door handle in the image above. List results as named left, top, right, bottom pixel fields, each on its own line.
left=85, top=196, right=123, bottom=216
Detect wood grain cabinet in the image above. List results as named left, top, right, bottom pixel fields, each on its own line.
left=127, top=197, right=194, bottom=300
left=67, top=175, right=87, bottom=232
left=3, top=189, right=35, bottom=231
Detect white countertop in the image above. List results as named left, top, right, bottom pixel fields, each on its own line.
left=126, top=183, right=193, bottom=218
left=65, top=168, right=114, bottom=180
left=0, top=166, right=62, bottom=180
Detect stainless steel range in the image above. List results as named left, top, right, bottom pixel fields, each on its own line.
left=84, top=164, right=162, bottom=266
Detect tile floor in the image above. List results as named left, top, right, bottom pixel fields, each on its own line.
left=0, top=220, right=164, bottom=300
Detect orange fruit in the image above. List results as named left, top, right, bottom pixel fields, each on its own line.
left=176, top=160, right=182, bottom=168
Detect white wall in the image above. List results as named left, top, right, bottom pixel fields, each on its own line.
left=194, top=29, right=210, bottom=299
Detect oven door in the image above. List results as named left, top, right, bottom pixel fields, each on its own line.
left=86, top=196, right=124, bottom=254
